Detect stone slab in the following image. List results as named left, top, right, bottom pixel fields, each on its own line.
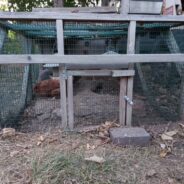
left=109, top=127, right=151, bottom=146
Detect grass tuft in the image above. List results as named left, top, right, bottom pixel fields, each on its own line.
left=32, top=152, right=115, bottom=184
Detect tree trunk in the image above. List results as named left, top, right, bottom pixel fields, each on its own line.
left=54, top=0, right=64, bottom=7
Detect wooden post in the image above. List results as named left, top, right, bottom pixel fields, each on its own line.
left=120, top=0, right=129, bottom=14
left=126, top=20, right=136, bottom=126
left=56, top=19, right=68, bottom=129
left=67, top=76, right=74, bottom=130
left=126, top=76, right=134, bottom=126
left=119, top=77, right=127, bottom=125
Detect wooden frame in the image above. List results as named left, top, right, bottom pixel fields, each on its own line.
left=0, top=12, right=184, bottom=22
left=66, top=69, right=135, bottom=130
left=33, top=7, right=117, bottom=13
left=126, top=20, right=136, bottom=125
left=0, top=54, right=184, bottom=64
left=1, top=11, right=184, bottom=129
left=56, top=19, right=68, bottom=129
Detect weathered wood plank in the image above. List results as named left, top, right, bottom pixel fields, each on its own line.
left=126, top=20, right=136, bottom=126
left=119, top=77, right=127, bottom=126
left=112, top=70, right=135, bottom=77
left=33, top=7, right=117, bottom=13
left=1, top=54, right=184, bottom=64
left=120, top=0, right=129, bottom=15
left=127, top=21, right=136, bottom=55
left=67, top=76, right=74, bottom=130
left=126, top=76, right=134, bottom=126
left=64, top=64, right=129, bottom=69
left=0, top=12, right=184, bottom=22
left=67, top=69, right=134, bottom=76
left=129, top=1, right=162, bottom=14
left=57, top=19, right=68, bottom=129
left=59, top=67, right=67, bottom=129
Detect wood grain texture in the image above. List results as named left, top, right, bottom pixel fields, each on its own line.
left=1, top=54, right=184, bottom=64
left=119, top=77, right=127, bottom=126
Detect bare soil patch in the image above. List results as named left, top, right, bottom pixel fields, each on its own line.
left=0, top=122, right=184, bottom=184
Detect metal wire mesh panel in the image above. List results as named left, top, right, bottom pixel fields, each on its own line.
left=133, top=62, right=181, bottom=125
left=0, top=63, right=62, bottom=132
left=1, top=63, right=182, bottom=131
left=73, top=76, right=119, bottom=126
left=0, top=20, right=56, bottom=54
left=135, top=22, right=184, bottom=54
left=64, top=21, right=128, bottom=55
left=133, top=22, right=184, bottom=125
left=0, top=64, right=34, bottom=127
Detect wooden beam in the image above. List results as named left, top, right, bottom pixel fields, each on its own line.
left=0, top=12, right=184, bottom=22
left=56, top=19, right=68, bottom=129
left=125, top=20, right=136, bottom=126
left=112, top=70, right=135, bottom=77
left=67, top=69, right=134, bottom=76
left=67, top=76, right=74, bottom=130
left=120, top=0, right=129, bottom=14
left=127, top=21, right=136, bottom=55
left=1, top=54, right=184, bottom=64
left=64, top=64, right=129, bottom=69
left=33, top=7, right=117, bottom=13
left=126, top=76, right=134, bottom=126
left=119, top=77, right=127, bottom=126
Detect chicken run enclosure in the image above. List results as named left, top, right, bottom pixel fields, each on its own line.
left=1, top=10, right=184, bottom=131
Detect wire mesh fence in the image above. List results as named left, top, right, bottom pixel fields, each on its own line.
left=0, top=20, right=184, bottom=132
left=64, top=21, right=128, bottom=54
left=73, top=77, right=119, bottom=127
left=0, top=62, right=182, bottom=132
left=0, top=20, right=56, bottom=54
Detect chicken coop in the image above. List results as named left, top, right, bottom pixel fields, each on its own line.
left=0, top=5, right=184, bottom=132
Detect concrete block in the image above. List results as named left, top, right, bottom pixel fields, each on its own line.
left=109, top=127, right=151, bottom=146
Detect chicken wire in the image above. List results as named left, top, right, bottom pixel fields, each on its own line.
left=0, top=63, right=182, bottom=131
left=134, top=22, right=184, bottom=124
left=64, top=21, right=128, bottom=54
left=0, top=20, right=56, bottom=54
left=0, top=20, right=184, bottom=131
left=73, top=77, right=119, bottom=126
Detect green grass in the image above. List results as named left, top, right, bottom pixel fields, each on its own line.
left=32, top=152, right=116, bottom=184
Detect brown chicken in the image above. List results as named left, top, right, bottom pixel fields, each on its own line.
left=34, top=79, right=60, bottom=97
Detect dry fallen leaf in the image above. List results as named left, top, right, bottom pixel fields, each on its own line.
left=168, top=178, right=175, bottom=184
left=146, top=169, right=157, bottom=177
left=85, top=155, right=105, bottom=164
left=179, top=123, right=184, bottom=129
left=38, top=135, right=45, bottom=142
left=37, top=141, right=42, bottom=146
left=161, top=130, right=178, bottom=141
left=165, top=130, right=178, bottom=137
left=98, top=132, right=107, bottom=139
left=161, top=134, right=173, bottom=141
left=86, top=144, right=95, bottom=150
left=160, top=147, right=171, bottom=158
left=160, top=143, right=166, bottom=149
left=2, top=128, right=16, bottom=138
left=160, top=150, right=168, bottom=158
left=10, top=150, right=19, bottom=157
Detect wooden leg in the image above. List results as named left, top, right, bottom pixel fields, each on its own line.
left=119, top=77, right=127, bottom=126
left=59, top=66, right=68, bottom=129
left=67, top=76, right=74, bottom=130
left=126, top=76, right=134, bottom=126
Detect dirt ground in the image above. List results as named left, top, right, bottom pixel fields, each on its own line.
left=0, top=121, right=184, bottom=184
left=1, top=77, right=183, bottom=184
